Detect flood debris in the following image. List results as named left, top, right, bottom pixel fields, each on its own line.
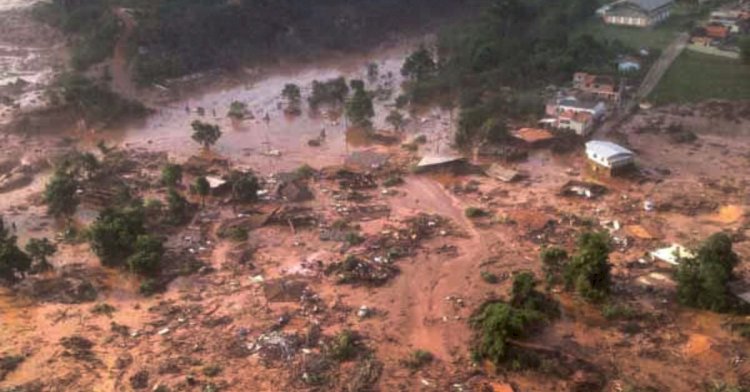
left=558, top=180, right=607, bottom=199
left=325, top=255, right=398, bottom=286
left=263, top=279, right=309, bottom=303
left=252, top=331, right=301, bottom=364
left=16, top=265, right=100, bottom=304
left=264, top=206, right=318, bottom=228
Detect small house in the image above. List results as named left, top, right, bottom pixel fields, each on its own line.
left=512, top=128, right=556, bottom=145
left=603, top=0, right=675, bottom=27
left=585, top=140, right=635, bottom=174
left=705, top=23, right=730, bottom=39
left=551, top=96, right=607, bottom=120
left=557, top=111, right=594, bottom=136
left=617, top=57, right=642, bottom=73
left=573, top=73, right=621, bottom=102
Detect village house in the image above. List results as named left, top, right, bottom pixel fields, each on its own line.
left=585, top=140, right=635, bottom=175
left=705, top=23, right=731, bottom=39
left=602, top=0, right=675, bottom=27
left=546, top=96, right=607, bottom=120
left=572, top=73, right=621, bottom=102
left=556, top=111, right=594, bottom=136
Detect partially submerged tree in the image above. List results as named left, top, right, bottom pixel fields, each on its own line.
left=345, top=82, right=374, bottom=128
left=564, top=231, right=612, bottom=302
left=0, top=218, right=31, bottom=283
left=88, top=206, right=146, bottom=268
left=385, top=110, right=406, bottom=132
left=166, top=188, right=192, bottom=225
left=194, top=176, right=210, bottom=206
left=308, top=77, right=349, bottom=109
left=190, top=120, right=222, bottom=149
left=676, top=232, right=741, bottom=312
left=281, top=83, right=302, bottom=114
left=230, top=171, right=260, bottom=203
left=43, top=169, right=79, bottom=217
left=228, top=101, right=248, bottom=119
left=401, top=46, right=437, bottom=83
left=25, top=238, right=57, bottom=273
left=161, top=163, right=183, bottom=187
left=126, top=235, right=164, bottom=276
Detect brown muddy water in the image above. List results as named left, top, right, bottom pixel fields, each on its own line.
left=97, top=47, right=445, bottom=174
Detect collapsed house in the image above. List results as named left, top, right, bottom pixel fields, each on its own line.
left=649, top=244, right=695, bottom=265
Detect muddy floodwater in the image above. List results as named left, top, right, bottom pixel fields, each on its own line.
left=100, top=42, right=452, bottom=174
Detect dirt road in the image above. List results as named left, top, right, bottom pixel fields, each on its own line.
left=636, top=32, right=689, bottom=100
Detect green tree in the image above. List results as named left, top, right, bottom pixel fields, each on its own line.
left=0, top=218, right=31, bottom=283
left=308, top=77, right=349, bottom=108
left=345, top=84, right=374, bottom=128
left=194, top=176, right=210, bottom=206
left=401, top=46, right=436, bottom=82
left=43, top=169, right=79, bottom=217
left=161, top=163, right=183, bottom=187
left=25, top=238, right=57, bottom=273
left=190, top=120, right=222, bottom=149
left=281, top=83, right=302, bottom=114
left=540, top=246, right=568, bottom=288
left=564, top=231, right=612, bottom=302
left=126, top=235, right=164, bottom=276
left=230, top=171, right=259, bottom=203
left=740, top=37, right=750, bottom=65
left=166, top=188, right=192, bottom=225
left=676, top=232, right=740, bottom=312
left=88, top=206, right=146, bottom=268
left=228, top=101, right=248, bottom=119
left=385, top=110, right=406, bottom=131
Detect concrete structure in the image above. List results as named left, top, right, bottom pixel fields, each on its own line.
left=556, top=111, right=594, bottom=136
left=585, top=140, right=635, bottom=174
left=573, top=73, right=621, bottom=102
left=547, top=96, right=607, bottom=120
left=603, top=0, right=674, bottom=27
left=617, top=57, right=642, bottom=72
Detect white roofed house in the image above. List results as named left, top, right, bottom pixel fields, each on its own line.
left=602, top=0, right=675, bottom=27
left=585, top=140, right=635, bottom=175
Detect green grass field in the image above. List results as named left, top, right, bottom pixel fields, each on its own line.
left=574, top=4, right=703, bottom=50
left=649, top=50, right=750, bottom=105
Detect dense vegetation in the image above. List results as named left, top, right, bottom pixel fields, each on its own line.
left=36, top=0, right=478, bottom=85
left=471, top=272, right=558, bottom=366
left=401, top=0, right=630, bottom=147
left=676, top=232, right=742, bottom=313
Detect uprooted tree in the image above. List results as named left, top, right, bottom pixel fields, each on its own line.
left=676, top=232, right=742, bottom=313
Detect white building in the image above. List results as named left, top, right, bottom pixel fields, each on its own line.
left=585, top=140, right=635, bottom=172
left=603, top=0, right=675, bottom=27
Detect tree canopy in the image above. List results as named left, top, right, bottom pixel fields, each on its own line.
left=345, top=82, right=374, bottom=128
left=25, top=238, right=57, bottom=273
left=190, top=121, right=222, bottom=149
left=161, top=163, right=183, bottom=187
left=676, top=232, right=741, bottom=312
left=564, top=231, right=612, bottom=302
left=43, top=169, right=79, bottom=217
left=88, top=206, right=147, bottom=268
left=0, top=218, right=32, bottom=283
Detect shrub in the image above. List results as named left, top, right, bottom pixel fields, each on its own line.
left=126, top=235, right=165, bottom=276
left=345, top=232, right=365, bottom=246
left=202, top=364, right=222, bottom=377
left=676, top=232, right=740, bottom=313
left=601, top=303, right=637, bottom=321
left=480, top=271, right=499, bottom=284
left=326, top=330, right=360, bottom=362
left=43, top=169, right=79, bottom=217
left=465, top=207, right=487, bottom=218
left=220, top=226, right=249, bottom=242
left=88, top=206, right=147, bottom=268
left=401, top=349, right=433, bottom=371
left=564, top=231, right=611, bottom=302
left=91, top=302, right=116, bottom=317
left=382, top=176, right=403, bottom=187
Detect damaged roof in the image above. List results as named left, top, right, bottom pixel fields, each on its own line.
left=417, top=155, right=465, bottom=168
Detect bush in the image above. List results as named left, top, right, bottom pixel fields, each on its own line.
left=88, top=206, right=147, bottom=268
left=220, top=226, right=249, bottom=242
left=540, top=246, right=568, bottom=288
left=401, top=349, right=433, bottom=371
left=464, top=207, right=487, bottom=218
left=91, top=303, right=116, bottom=317
left=676, top=232, right=740, bottom=313
left=43, top=169, right=79, bottom=217
left=345, top=232, right=365, bottom=246
left=326, top=330, right=361, bottom=362
left=382, top=176, right=403, bottom=187
left=564, top=231, right=611, bottom=302
left=480, top=271, right=499, bottom=284
left=126, top=235, right=165, bottom=276
left=202, top=364, right=222, bottom=377
left=161, top=164, right=183, bottom=187
left=601, top=303, right=637, bottom=321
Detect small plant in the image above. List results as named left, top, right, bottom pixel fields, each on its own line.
left=601, top=303, right=637, bottom=321
left=326, top=330, right=360, bottom=362
left=465, top=207, right=487, bottom=218
left=295, top=164, right=316, bottom=179
left=382, top=176, right=403, bottom=187
left=401, top=349, right=433, bottom=371
left=480, top=271, right=499, bottom=284
left=228, top=101, right=248, bottom=119
left=91, top=303, right=116, bottom=317
left=345, top=232, right=365, bottom=246
left=139, top=278, right=161, bottom=296
left=220, top=226, right=249, bottom=242
left=202, top=364, right=222, bottom=377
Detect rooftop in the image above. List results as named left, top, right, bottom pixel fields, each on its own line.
left=513, top=128, right=555, bottom=143
left=586, top=140, right=634, bottom=159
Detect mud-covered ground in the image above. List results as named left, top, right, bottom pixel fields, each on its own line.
left=2, top=2, right=750, bottom=389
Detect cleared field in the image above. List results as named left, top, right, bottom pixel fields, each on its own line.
left=649, top=50, right=750, bottom=104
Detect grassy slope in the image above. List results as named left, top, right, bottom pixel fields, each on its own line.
left=649, top=50, right=750, bottom=104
